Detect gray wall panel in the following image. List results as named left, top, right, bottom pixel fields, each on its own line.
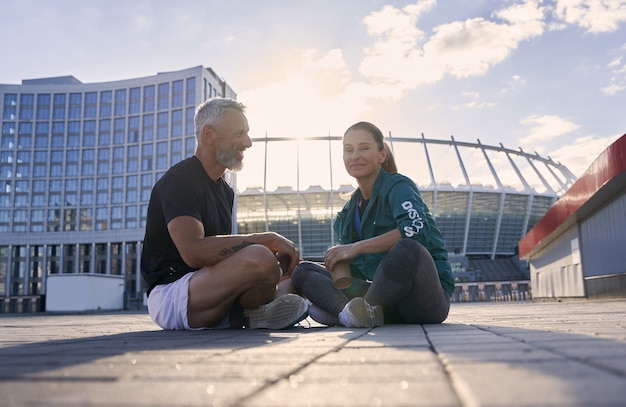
left=580, top=192, right=626, bottom=278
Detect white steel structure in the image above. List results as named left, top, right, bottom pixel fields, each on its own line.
left=235, top=135, right=576, bottom=260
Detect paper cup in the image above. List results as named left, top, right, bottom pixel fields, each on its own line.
left=331, top=260, right=352, bottom=289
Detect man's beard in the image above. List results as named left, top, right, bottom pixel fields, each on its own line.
left=216, top=148, right=244, bottom=171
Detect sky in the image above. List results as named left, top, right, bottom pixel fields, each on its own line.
left=1, top=0, right=625, bottom=187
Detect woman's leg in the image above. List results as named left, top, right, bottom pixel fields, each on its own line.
left=291, top=261, right=349, bottom=323
left=364, top=239, right=451, bottom=324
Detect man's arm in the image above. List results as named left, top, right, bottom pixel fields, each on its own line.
left=167, top=215, right=300, bottom=272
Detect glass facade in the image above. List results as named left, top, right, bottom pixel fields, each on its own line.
left=0, top=66, right=235, bottom=311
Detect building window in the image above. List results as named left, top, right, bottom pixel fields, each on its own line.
left=53, top=93, right=66, bottom=120
left=83, top=120, right=96, bottom=147
left=157, top=112, right=168, bottom=140
left=170, top=139, right=182, bottom=165
left=33, top=163, right=46, bottom=178
left=114, top=89, right=127, bottom=116
left=156, top=141, right=168, bottom=170
left=17, top=151, right=30, bottom=164
left=128, top=116, right=139, bottom=143
left=171, top=109, right=183, bottom=138
left=2, top=123, right=16, bottom=144
left=98, top=119, right=111, bottom=146
left=52, top=122, right=64, bottom=147
left=3, top=93, right=17, bottom=120
left=186, top=77, right=195, bottom=105
left=185, top=136, right=195, bottom=157
left=68, top=93, right=82, bottom=119
left=129, top=87, right=140, bottom=114
left=141, top=144, right=153, bottom=171
left=35, top=150, right=47, bottom=162
left=47, top=209, right=61, bottom=232
left=19, top=94, right=34, bottom=120
left=62, top=208, right=76, bottom=231
left=142, top=114, right=154, bottom=141
left=84, top=92, right=97, bottom=118
left=80, top=208, right=93, bottom=231
left=18, top=122, right=32, bottom=138
left=36, top=94, right=51, bottom=120
left=32, top=194, right=45, bottom=207
left=126, top=205, right=138, bottom=228
left=99, top=90, right=112, bottom=117
left=113, top=117, right=125, bottom=144
left=172, top=80, right=183, bottom=108
left=35, top=122, right=49, bottom=147
left=16, top=163, right=30, bottom=178
left=112, top=147, right=124, bottom=174
left=185, top=107, right=195, bottom=136
left=143, top=85, right=155, bottom=112
left=158, top=82, right=169, bottom=110
left=64, top=244, right=76, bottom=273
left=67, top=121, right=80, bottom=147
left=127, top=145, right=138, bottom=172
left=95, top=207, right=108, bottom=231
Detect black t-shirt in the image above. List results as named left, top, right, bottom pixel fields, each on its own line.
left=140, top=156, right=234, bottom=294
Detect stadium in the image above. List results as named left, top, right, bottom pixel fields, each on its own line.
left=235, top=134, right=577, bottom=302
left=0, top=65, right=576, bottom=312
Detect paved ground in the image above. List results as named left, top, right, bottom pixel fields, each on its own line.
left=1, top=300, right=625, bottom=407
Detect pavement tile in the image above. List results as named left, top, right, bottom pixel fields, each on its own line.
left=1, top=301, right=626, bottom=406
left=245, top=377, right=461, bottom=407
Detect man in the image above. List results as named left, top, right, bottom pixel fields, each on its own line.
left=141, top=97, right=308, bottom=330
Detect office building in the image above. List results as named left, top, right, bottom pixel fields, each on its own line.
left=1, top=66, right=235, bottom=311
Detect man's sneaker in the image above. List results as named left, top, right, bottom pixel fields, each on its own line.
left=243, top=294, right=309, bottom=329
left=338, top=297, right=384, bottom=328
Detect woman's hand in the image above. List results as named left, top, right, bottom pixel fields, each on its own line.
left=324, top=244, right=359, bottom=271
left=324, top=230, right=402, bottom=270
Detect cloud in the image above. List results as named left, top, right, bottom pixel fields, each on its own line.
left=549, top=133, right=622, bottom=177
left=359, top=0, right=546, bottom=89
left=553, top=0, right=626, bottom=33
left=447, top=91, right=497, bottom=110
left=237, top=0, right=622, bottom=148
left=602, top=48, right=626, bottom=95
left=519, top=115, right=580, bottom=145
left=239, top=48, right=373, bottom=138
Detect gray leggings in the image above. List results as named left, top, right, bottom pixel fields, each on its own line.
left=291, top=239, right=451, bottom=325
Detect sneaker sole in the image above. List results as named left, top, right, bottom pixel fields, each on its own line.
left=244, top=294, right=309, bottom=330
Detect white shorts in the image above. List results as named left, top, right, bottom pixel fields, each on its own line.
left=147, top=272, right=230, bottom=330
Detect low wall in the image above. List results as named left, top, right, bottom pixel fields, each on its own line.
left=585, top=273, right=626, bottom=299
left=46, top=274, right=124, bottom=312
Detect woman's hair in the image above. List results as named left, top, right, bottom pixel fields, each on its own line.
left=194, top=97, right=246, bottom=141
left=344, top=121, right=397, bottom=173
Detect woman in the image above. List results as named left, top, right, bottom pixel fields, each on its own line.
left=291, top=122, right=454, bottom=327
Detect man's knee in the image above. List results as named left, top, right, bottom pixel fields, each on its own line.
left=240, top=244, right=281, bottom=282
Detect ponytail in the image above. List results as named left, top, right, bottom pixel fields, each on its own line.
left=383, top=141, right=397, bottom=174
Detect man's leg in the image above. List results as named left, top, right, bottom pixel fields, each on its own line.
left=187, top=244, right=286, bottom=328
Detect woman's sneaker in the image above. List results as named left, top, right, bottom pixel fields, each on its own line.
left=338, top=297, right=384, bottom=328
left=243, top=294, right=309, bottom=329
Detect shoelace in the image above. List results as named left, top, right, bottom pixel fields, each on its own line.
left=294, top=318, right=311, bottom=329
